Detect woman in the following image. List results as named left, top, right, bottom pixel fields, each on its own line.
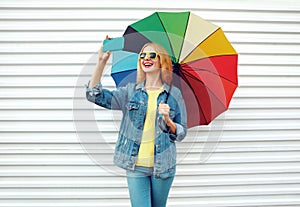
left=86, top=38, right=187, bottom=207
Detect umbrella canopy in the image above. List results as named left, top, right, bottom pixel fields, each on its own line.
left=107, top=11, right=238, bottom=128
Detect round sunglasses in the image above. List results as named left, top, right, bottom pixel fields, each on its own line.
left=139, top=52, right=160, bottom=59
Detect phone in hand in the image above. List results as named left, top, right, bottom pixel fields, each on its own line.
left=103, top=37, right=124, bottom=52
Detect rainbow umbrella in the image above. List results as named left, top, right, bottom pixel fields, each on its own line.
left=105, top=11, right=238, bottom=128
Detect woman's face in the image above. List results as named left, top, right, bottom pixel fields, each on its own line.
left=140, top=45, right=161, bottom=74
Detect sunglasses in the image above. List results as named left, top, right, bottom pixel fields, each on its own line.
left=139, top=52, right=160, bottom=59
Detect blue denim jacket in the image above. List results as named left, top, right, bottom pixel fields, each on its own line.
left=85, top=80, right=187, bottom=179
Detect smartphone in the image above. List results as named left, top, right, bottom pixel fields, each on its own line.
left=103, top=37, right=124, bottom=52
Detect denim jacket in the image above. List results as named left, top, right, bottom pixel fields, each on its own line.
left=85, top=80, right=187, bottom=179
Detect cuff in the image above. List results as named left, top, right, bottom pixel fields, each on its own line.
left=169, top=123, right=186, bottom=142
left=85, top=81, right=103, bottom=97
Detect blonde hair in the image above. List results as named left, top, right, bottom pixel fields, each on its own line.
left=136, top=42, right=173, bottom=86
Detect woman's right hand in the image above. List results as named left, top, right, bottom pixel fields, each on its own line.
left=98, top=35, right=111, bottom=64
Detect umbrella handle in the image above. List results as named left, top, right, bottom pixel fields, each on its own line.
left=158, top=114, right=170, bottom=133
left=158, top=84, right=173, bottom=133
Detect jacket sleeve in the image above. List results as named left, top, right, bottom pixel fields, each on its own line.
left=85, top=80, right=129, bottom=111
left=169, top=89, right=187, bottom=142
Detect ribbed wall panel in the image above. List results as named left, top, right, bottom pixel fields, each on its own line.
left=0, top=0, right=299, bottom=206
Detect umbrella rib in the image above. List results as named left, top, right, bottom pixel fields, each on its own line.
left=178, top=70, right=209, bottom=125
left=123, top=26, right=153, bottom=54
left=180, top=70, right=228, bottom=110
left=156, top=13, right=175, bottom=61
left=177, top=12, right=191, bottom=63
left=180, top=28, right=220, bottom=63
left=111, top=68, right=136, bottom=76
left=183, top=65, right=237, bottom=85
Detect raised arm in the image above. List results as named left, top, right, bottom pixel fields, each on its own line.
left=86, top=36, right=130, bottom=111
left=88, top=35, right=111, bottom=89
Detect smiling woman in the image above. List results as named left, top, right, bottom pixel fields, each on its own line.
left=1, top=0, right=298, bottom=207
left=137, top=42, right=173, bottom=87
left=86, top=39, right=187, bottom=207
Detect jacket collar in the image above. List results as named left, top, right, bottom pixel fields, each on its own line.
left=135, top=80, right=170, bottom=93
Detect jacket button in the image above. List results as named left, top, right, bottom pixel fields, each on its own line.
left=156, top=160, right=160, bottom=164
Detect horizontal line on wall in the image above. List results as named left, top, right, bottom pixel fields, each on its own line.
left=0, top=97, right=299, bottom=102
left=1, top=86, right=300, bottom=89
left=1, top=63, right=300, bottom=67
left=109, top=74, right=300, bottom=78
left=1, top=18, right=299, bottom=24
left=1, top=6, right=299, bottom=13
left=1, top=162, right=300, bottom=168
left=0, top=38, right=298, bottom=43
left=0, top=30, right=299, bottom=34
left=1, top=183, right=300, bottom=190
left=2, top=149, right=300, bottom=155
left=1, top=75, right=299, bottom=78
left=0, top=129, right=299, bottom=133
left=1, top=118, right=299, bottom=122
left=0, top=51, right=299, bottom=56
left=0, top=161, right=300, bottom=167
left=0, top=29, right=124, bottom=32
left=0, top=31, right=298, bottom=36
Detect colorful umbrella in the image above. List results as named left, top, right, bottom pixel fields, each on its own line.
left=104, top=11, right=238, bottom=128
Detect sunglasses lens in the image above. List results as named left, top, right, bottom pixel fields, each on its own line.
left=149, top=52, right=157, bottom=59
left=140, top=53, right=146, bottom=59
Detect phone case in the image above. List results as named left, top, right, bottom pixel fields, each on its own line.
left=103, top=37, right=124, bottom=52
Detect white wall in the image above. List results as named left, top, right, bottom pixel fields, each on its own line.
left=0, top=0, right=300, bottom=206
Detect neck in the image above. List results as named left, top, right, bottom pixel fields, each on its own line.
left=145, top=73, right=163, bottom=90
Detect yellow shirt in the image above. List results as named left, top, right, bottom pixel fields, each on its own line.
left=136, top=87, right=163, bottom=167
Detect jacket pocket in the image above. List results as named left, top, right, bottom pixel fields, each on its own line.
left=126, top=101, right=140, bottom=122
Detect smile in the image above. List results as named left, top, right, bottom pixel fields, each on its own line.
left=143, top=62, right=154, bottom=68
